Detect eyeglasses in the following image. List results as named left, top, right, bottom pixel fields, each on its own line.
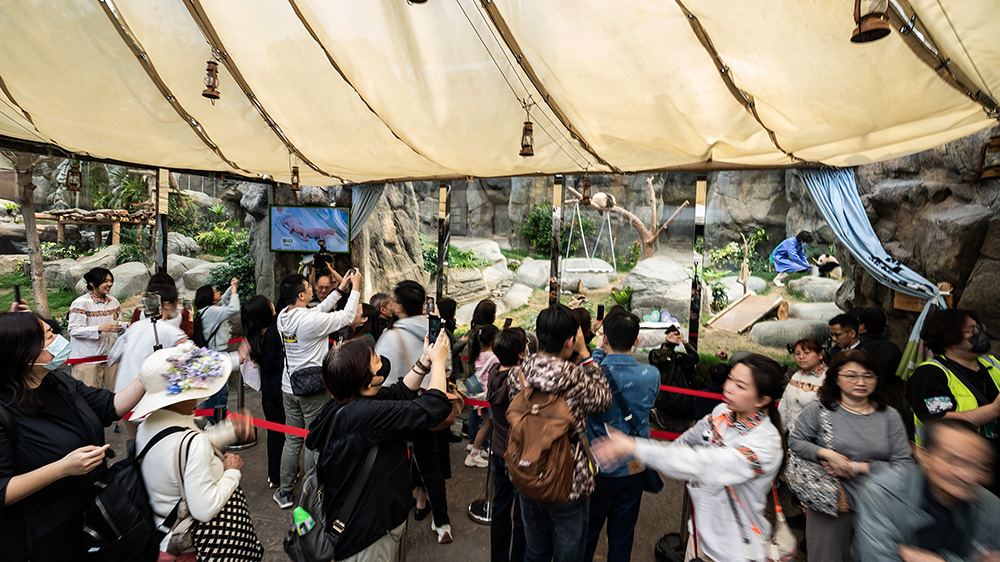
left=839, top=370, right=877, bottom=383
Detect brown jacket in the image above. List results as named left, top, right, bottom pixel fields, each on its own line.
left=507, top=353, right=611, bottom=501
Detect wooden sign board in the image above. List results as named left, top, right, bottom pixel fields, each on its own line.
left=893, top=282, right=953, bottom=312
left=707, top=294, right=787, bottom=334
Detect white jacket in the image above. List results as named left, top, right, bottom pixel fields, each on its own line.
left=276, top=289, right=360, bottom=394
left=635, top=403, right=783, bottom=562
left=67, top=292, right=121, bottom=360
left=374, top=315, right=427, bottom=386
left=777, top=365, right=827, bottom=434
left=109, top=317, right=187, bottom=392
left=197, top=287, right=240, bottom=352
left=136, top=409, right=239, bottom=552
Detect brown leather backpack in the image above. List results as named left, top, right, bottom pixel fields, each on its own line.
left=504, top=369, right=590, bottom=504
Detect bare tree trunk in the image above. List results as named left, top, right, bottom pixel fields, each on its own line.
left=567, top=183, right=690, bottom=260
left=9, top=152, right=51, bottom=316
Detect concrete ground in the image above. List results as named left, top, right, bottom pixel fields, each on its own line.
left=105, top=385, right=688, bottom=562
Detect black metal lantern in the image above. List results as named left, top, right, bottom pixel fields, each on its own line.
left=66, top=164, right=82, bottom=192
left=580, top=176, right=591, bottom=205
left=203, top=61, right=220, bottom=100
left=519, top=121, right=534, bottom=158
left=978, top=135, right=1000, bottom=180
left=852, top=0, right=891, bottom=43
left=290, top=165, right=301, bottom=191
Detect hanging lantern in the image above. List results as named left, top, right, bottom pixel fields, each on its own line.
left=519, top=121, right=534, bottom=158
left=852, top=0, right=891, bottom=43
left=202, top=60, right=221, bottom=100
left=66, top=164, right=82, bottom=192
left=580, top=176, right=591, bottom=205
left=290, top=165, right=301, bottom=191
left=978, top=135, right=1000, bottom=180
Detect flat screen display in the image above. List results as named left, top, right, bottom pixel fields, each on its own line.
left=269, top=206, right=350, bottom=253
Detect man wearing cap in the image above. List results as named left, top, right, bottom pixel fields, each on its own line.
left=648, top=325, right=699, bottom=430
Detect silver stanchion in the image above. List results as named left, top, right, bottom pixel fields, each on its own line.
left=228, top=366, right=258, bottom=451
left=467, top=450, right=494, bottom=524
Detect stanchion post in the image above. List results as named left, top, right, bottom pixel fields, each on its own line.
left=548, top=175, right=564, bottom=306
left=467, top=450, right=494, bottom=524
left=228, top=366, right=259, bottom=451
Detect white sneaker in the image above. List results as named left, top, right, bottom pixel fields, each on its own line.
left=431, top=521, right=453, bottom=544
left=464, top=452, right=488, bottom=468
left=466, top=443, right=474, bottom=452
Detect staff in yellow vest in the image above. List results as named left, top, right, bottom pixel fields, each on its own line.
left=906, top=309, right=1000, bottom=452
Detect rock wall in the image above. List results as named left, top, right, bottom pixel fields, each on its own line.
left=836, top=124, right=1000, bottom=346
left=352, top=183, right=428, bottom=298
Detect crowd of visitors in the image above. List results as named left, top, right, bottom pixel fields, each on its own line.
left=2, top=259, right=999, bottom=562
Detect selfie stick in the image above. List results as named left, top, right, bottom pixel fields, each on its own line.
left=150, top=315, right=162, bottom=352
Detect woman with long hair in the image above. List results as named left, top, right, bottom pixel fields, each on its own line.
left=193, top=278, right=240, bottom=411
left=305, top=331, right=453, bottom=557
left=240, top=294, right=285, bottom=488
left=349, top=303, right=380, bottom=343
left=593, top=354, right=787, bottom=561
left=788, top=350, right=912, bottom=562
left=465, top=299, right=497, bottom=374
left=0, top=309, right=145, bottom=561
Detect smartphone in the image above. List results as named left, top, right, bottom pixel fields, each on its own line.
left=428, top=314, right=442, bottom=342
left=596, top=305, right=605, bottom=321
left=13, top=284, right=21, bottom=306
left=425, top=296, right=436, bottom=316
left=142, top=293, right=162, bottom=318
left=503, top=318, right=513, bottom=329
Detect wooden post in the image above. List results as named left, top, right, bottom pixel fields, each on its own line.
left=435, top=181, right=452, bottom=302
left=95, top=225, right=102, bottom=246
left=111, top=220, right=121, bottom=245
left=548, top=175, right=564, bottom=306
left=688, top=175, right=708, bottom=351
left=57, top=221, right=66, bottom=244
left=155, top=169, right=169, bottom=274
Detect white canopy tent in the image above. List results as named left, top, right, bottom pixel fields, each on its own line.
left=0, top=0, right=996, bottom=185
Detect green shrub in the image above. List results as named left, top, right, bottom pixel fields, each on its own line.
left=206, top=236, right=256, bottom=302
left=520, top=204, right=596, bottom=255
left=708, top=228, right=772, bottom=273
left=195, top=225, right=242, bottom=254
left=420, top=234, right=491, bottom=274
left=95, top=169, right=148, bottom=211
left=609, top=286, right=634, bottom=311
left=117, top=227, right=153, bottom=265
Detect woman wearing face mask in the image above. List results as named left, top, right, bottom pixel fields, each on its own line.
left=0, top=309, right=146, bottom=561
left=304, top=330, right=452, bottom=560
left=906, top=309, right=1000, bottom=487
left=778, top=338, right=827, bottom=434
left=593, top=354, right=787, bottom=562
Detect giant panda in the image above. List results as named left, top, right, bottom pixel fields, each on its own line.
left=817, top=253, right=842, bottom=279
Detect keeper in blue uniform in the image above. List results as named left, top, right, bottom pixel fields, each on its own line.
left=770, top=230, right=814, bottom=286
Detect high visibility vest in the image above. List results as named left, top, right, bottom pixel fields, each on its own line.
left=913, top=355, right=1000, bottom=446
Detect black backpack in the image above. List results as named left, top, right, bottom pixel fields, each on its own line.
left=82, top=426, right=187, bottom=562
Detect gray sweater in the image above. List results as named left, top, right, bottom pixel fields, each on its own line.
left=788, top=401, right=913, bottom=505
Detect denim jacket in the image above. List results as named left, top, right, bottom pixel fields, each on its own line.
left=585, top=349, right=660, bottom=478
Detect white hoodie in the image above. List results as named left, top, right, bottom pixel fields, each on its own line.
left=276, top=289, right=360, bottom=394
left=374, top=315, right=427, bottom=386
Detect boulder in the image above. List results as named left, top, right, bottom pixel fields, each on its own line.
left=350, top=183, right=428, bottom=296
left=788, top=302, right=843, bottom=321
left=515, top=258, right=551, bottom=289
left=44, top=245, right=120, bottom=289
left=183, top=262, right=229, bottom=290
left=167, top=255, right=210, bottom=282
left=786, top=276, right=841, bottom=302
left=166, top=233, right=202, bottom=257
left=624, top=256, right=692, bottom=318
left=451, top=238, right=506, bottom=265
left=717, top=275, right=767, bottom=301
left=108, top=262, right=151, bottom=301
left=446, top=267, right=492, bottom=306
left=705, top=171, right=790, bottom=254
left=481, top=262, right=514, bottom=292
left=0, top=255, right=23, bottom=275
left=750, top=320, right=830, bottom=348
left=501, top=283, right=533, bottom=312
left=957, top=259, right=1000, bottom=339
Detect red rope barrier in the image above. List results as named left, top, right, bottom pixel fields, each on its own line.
left=66, top=355, right=109, bottom=365
left=659, top=385, right=725, bottom=400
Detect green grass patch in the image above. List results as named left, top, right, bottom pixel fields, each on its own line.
left=0, top=272, right=79, bottom=322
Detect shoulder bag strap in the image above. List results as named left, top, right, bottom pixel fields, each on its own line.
left=329, top=444, right=379, bottom=541
left=603, top=367, right=642, bottom=437
left=205, top=319, right=223, bottom=350
left=158, top=430, right=198, bottom=534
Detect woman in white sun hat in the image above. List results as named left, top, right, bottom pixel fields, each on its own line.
left=131, top=342, right=261, bottom=562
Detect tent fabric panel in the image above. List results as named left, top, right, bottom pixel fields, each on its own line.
left=194, top=0, right=455, bottom=182
left=295, top=0, right=589, bottom=178
left=0, top=0, right=232, bottom=172
left=686, top=0, right=992, bottom=163
left=909, top=0, right=1000, bottom=109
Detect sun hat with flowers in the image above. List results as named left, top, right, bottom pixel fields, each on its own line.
left=130, top=342, right=232, bottom=420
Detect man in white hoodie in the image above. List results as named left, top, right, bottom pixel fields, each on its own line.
left=273, top=270, right=361, bottom=508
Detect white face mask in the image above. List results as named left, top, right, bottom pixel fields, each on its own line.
left=36, top=335, right=71, bottom=371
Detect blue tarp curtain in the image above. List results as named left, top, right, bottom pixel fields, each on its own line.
left=348, top=183, right=384, bottom=241
left=794, top=168, right=947, bottom=378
